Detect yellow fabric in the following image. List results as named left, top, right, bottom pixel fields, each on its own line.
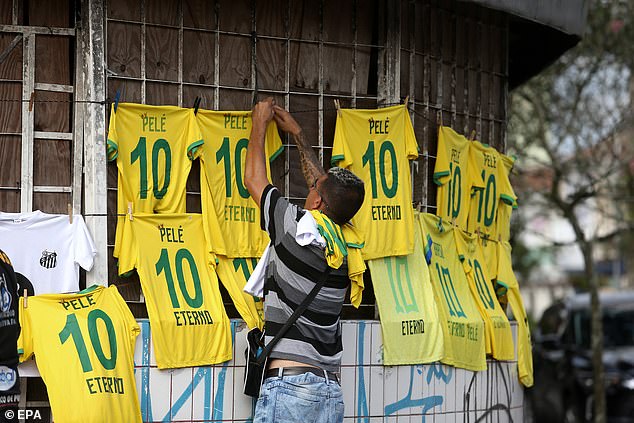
left=18, top=285, right=141, bottom=423
left=118, top=213, right=232, bottom=369
left=497, top=241, right=534, bottom=387
left=496, top=153, right=517, bottom=243
left=434, top=126, right=483, bottom=230
left=478, top=235, right=499, bottom=280
left=368, top=213, right=443, bottom=365
left=331, top=104, right=418, bottom=260
left=418, top=213, right=487, bottom=371
left=309, top=210, right=366, bottom=308
left=197, top=110, right=283, bottom=257
left=107, top=103, right=203, bottom=258
left=467, top=141, right=516, bottom=240
left=454, top=229, right=514, bottom=360
left=215, top=256, right=264, bottom=329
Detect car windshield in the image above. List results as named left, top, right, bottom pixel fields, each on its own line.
left=572, top=309, right=634, bottom=348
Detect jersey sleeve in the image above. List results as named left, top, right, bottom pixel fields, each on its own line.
left=73, top=215, right=97, bottom=271
left=453, top=229, right=473, bottom=274
left=433, top=127, right=451, bottom=186
left=186, top=110, right=205, bottom=160
left=266, top=121, right=284, bottom=163
left=116, top=218, right=138, bottom=276
left=106, top=104, right=118, bottom=162
left=498, top=153, right=517, bottom=206
left=17, top=305, right=33, bottom=362
left=403, top=108, right=419, bottom=160
left=331, top=114, right=353, bottom=168
left=111, top=286, right=141, bottom=346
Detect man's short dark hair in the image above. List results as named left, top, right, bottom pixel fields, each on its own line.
left=320, top=167, right=365, bottom=225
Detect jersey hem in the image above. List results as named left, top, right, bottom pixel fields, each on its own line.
left=269, top=145, right=284, bottom=162
left=500, top=194, right=516, bottom=205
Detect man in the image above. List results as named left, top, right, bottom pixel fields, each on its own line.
left=245, top=98, right=365, bottom=423
left=0, top=249, right=20, bottom=423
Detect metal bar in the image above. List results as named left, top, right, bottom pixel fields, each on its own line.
left=140, top=0, right=146, bottom=102
left=34, top=82, right=74, bottom=93
left=177, top=0, right=183, bottom=107
left=20, top=33, right=35, bottom=212
left=33, top=131, right=73, bottom=140
left=0, top=25, right=75, bottom=36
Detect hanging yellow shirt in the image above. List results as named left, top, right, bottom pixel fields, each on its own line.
left=434, top=126, right=483, bottom=230
left=454, top=229, right=514, bottom=361
left=496, top=153, right=517, bottom=243
left=215, top=256, right=264, bottom=328
left=107, top=103, right=203, bottom=258
left=418, top=213, right=486, bottom=371
left=196, top=109, right=283, bottom=257
left=117, top=213, right=232, bottom=369
left=497, top=240, right=533, bottom=387
left=368, top=212, right=443, bottom=365
left=467, top=141, right=516, bottom=239
left=18, top=285, right=142, bottom=423
left=332, top=104, right=418, bottom=260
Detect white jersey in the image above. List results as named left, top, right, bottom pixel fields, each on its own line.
left=0, top=211, right=96, bottom=294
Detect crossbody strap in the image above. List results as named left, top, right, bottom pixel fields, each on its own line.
left=257, top=266, right=332, bottom=364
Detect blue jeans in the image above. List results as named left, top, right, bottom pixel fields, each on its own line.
left=253, top=372, right=344, bottom=423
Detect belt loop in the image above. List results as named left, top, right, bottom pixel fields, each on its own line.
left=323, top=369, right=329, bottom=384
left=278, top=367, right=284, bottom=378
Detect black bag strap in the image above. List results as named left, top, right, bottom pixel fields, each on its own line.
left=256, top=266, right=332, bottom=364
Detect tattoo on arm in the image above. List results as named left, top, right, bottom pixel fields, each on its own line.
left=293, top=131, right=326, bottom=187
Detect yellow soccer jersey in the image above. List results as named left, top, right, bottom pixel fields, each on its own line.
left=434, top=126, right=483, bottom=230
left=497, top=240, right=533, bottom=387
left=497, top=153, right=517, bottom=243
left=454, top=229, right=514, bottom=360
left=418, top=213, right=486, bottom=371
left=197, top=109, right=283, bottom=257
left=466, top=141, right=516, bottom=239
left=18, top=285, right=141, bottom=423
left=368, top=212, right=443, bottom=365
left=332, top=104, right=418, bottom=260
left=215, top=255, right=264, bottom=329
left=117, top=213, right=232, bottom=369
left=107, top=103, right=203, bottom=258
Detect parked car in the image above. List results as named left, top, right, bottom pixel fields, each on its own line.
left=529, top=290, right=634, bottom=423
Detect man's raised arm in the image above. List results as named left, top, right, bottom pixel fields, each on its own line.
left=245, top=98, right=275, bottom=206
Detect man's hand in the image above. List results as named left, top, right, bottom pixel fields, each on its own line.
left=273, top=105, right=301, bottom=136
left=252, top=97, right=276, bottom=128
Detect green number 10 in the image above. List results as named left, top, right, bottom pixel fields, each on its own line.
left=59, top=310, right=118, bottom=373
left=362, top=140, right=398, bottom=199
left=155, top=248, right=203, bottom=309
left=130, top=136, right=172, bottom=200
left=216, top=137, right=250, bottom=199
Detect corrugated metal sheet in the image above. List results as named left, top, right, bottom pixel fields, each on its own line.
left=463, top=0, right=589, bottom=35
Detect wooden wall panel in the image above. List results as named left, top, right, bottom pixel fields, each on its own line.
left=107, top=0, right=140, bottom=21
left=323, top=0, right=353, bottom=43
left=290, top=41, right=319, bottom=92
left=35, top=35, right=72, bottom=85
left=182, top=85, right=215, bottom=110
left=219, top=35, right=251, bottom=88
left=0, top=83, right=22, bottom=133
left=324, top=46, right=354, bottom=95
left=146, top=26, right=179, bottom=81
left=218, top=88, right=251, bottom=110
left=33, top=192, right=70, bottom=213
left=107, top=79, right=142, bottom=105
left=28, top=0, right=70, bottom=27
left=146, top=0, right=179, bottom=26
left=184, top=0, right=216, bottom=30
left=183, top=30, right=215, bottom=85
left=33, top=139, right=71, bottom=186
left=255, top=0, right=286, bottom=38
left=0, top=192, right=19, bottom=212
left=0, top=2, right=12, bottom=24
left=107, top=22, right=141, bottom=78
left=289, top=1, right=319, bottom=40
left=33, top=91, right=71, bottom=132
left=256, top=39, right=285, bottom=91
left=218, top=0, right=251, bottom=33
left=145, top=82, right=179, bottom=106
left=0, top=35, right=23, bottom=79
left=0, top=136, right=21, bottom=188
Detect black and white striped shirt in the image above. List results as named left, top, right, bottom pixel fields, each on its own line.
left=260, top=185, right=349, bottom=372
